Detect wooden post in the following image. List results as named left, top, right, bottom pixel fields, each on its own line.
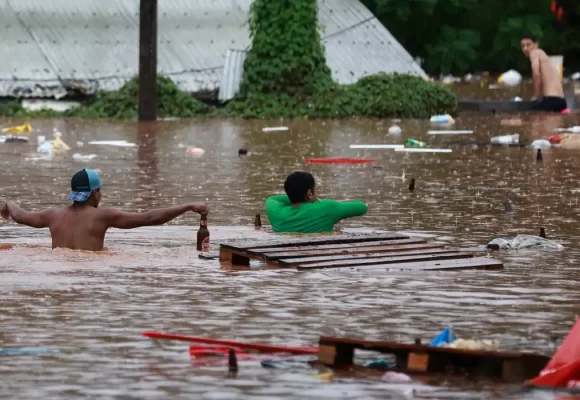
left=138, top=0, right=158, bottom=121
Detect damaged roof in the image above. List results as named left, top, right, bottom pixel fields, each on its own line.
left=0, top=0, right=426, bottom=99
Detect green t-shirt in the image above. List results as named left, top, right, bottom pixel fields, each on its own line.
left=264, top=195, right=368, bottom=233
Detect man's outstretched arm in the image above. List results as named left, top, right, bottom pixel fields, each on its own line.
left=102, top=203, right=208, bottom=229
left=1, top=201, right=55, bottom=228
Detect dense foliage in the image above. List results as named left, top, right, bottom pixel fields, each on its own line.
left=229, top=0, right=456, bottom=118
left=67, top=75, right=210, bottom=119
left=362, top=0, right=580, bottom=75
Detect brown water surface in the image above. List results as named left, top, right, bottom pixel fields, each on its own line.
left=1, top=114, right=580, bottom=399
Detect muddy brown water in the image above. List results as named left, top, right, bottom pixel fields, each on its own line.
left=1, top=114, right=580, bottom=399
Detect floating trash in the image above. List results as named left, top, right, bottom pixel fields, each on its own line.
left=72, top=153, right=97, bottom=162
left=498, top=69, right=522, bottom=87
left=88, top=140, right=137, bottom=148
left=404, top=139, right=427, bottom=148
left=349, top=144, right=404, bottom=149
left=430, top=114, right=455, bottom=124
left=491, top=134, right=519, bottom=145
left=388, top=125, right=402, bottom=135
left=187, top=147, right=206, bottom=157
left=382, top=371, right=412, bottom=382
left=262, top=127, right=289, bottom=132
left=427, top=130, right=473, bottom=135
left=395, top=148, right=452, bottom=153
left=487, top=235, right=564, bottom=250
left=2, top=123, right=32, bottom=134
left=446, top=339, right=498, bottom=351
left=529, top=140, right=551, bottom=149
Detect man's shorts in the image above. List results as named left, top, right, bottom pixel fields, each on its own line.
left=532, top=96, right=567, bottom=112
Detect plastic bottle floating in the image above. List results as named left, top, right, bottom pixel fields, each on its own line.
left=498, top=69, right=522, bottom=87
left=388, top=125, right=402, bottom=135
left=2, top=123, right=32, bottom=134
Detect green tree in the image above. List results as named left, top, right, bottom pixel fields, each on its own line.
left=362, top=0, right=580, bottom=74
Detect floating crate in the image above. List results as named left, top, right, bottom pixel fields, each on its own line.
left=318, top=336, right=550, bottom=382
left=219, top=233, right=503, bottom=271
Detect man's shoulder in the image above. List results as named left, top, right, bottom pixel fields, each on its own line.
left=531, top=48, right=548, bottom=58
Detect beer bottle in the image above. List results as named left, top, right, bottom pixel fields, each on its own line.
left=254, top=213, right=262, bottom=229
left=197, top=213, right=210, bottom=252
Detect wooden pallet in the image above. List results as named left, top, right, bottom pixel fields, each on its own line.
left=318, top=336, right=550, bottom=383
left=219, top=233, right=503, bottom=271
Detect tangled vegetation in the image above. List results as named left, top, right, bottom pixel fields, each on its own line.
left=227, top=0, right=456, bottom=118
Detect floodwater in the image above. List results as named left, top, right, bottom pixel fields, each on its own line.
left=1, top=113, right=580, bottom=399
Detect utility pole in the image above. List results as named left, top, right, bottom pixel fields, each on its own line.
left=138, top=0, right=157, bottom=121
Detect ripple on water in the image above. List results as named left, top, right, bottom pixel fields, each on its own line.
left=1, top=116, right=580, bottom=399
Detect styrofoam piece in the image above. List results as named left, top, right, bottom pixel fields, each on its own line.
left=427, top=130, right=473, bottom=135
left=88, top=140, right=137, bottom=147
left=349, top=144, right=404, bottom=149
left=395, top=148, right=452, bottom=153
left=262, top=127, right=289, bottom=132
left=556, top=126, right=580, bottom=133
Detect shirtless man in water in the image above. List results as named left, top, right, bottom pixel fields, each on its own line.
left=0, top=169, right=208, bottom=251
left=521, top=35, right=567, bottom=112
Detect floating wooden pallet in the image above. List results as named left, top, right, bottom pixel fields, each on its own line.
left=318, top=336, right=550, bottom=383
left=219, top=233, right=503, bottom=271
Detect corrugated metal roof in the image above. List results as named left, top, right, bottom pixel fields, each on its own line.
left=218, top=49, right=247, bottom=103
left=0, top=0, right=425, bottom=99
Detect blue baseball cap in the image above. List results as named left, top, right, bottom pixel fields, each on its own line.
left=67, top=169, right=101, bottom=202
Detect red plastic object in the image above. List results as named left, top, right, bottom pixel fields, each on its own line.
left=528, top=316, right=580, bottom=388
left=549, top=134, right=564, bottom=144
left=143, top=331, right=318, bottom=355
left=304, top=158, right=376, bottom=164
left=561, top=108, right=571, bottom=114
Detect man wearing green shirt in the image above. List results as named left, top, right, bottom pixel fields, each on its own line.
left=265, top=171, right=368, bottom=233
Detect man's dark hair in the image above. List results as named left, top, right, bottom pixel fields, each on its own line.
left=284, top=172, right=315, bottom=204
left=522, top=34, right=538, bottom=43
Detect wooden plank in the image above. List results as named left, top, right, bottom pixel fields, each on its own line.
left=246, top=238, right=427, bottom=254
left=317, top=336, right=549, bottom=380
left=263, top=243, right=445, bottom=260
left=349, top=257, right=503, bottom=271
left=296, top=252, right=473, bottom=270
left=318, top=336, right=545, bottom=361
left=220, top=233, right=410, bottom=251
left=277, top=248, right=458, bottom=266
left=408, top=352, right=429, bottom=372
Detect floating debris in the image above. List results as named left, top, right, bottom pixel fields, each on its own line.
left=88, top=140, right=137, bottom=148
left=2, top=123, right=32, bottom=134
left=395, top=148, right=452, bottom=153
left=72, top=153, right=97, bottom=162
left=262, top=127, right=288, bottom=132
left=349, top=144, right=403, bottom=149
left=186, top=147, right=205, bottom=157
left=427, top=130, right=473, bottom=135
left=388, top=125, right=402, bottom=135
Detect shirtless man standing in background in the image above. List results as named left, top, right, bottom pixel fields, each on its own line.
left=520, top=35, right=567, bottom=112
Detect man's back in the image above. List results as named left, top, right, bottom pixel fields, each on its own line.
left=530, top=48, right=564, bottom=97
left=265, top=195, right=368, bottom=233
left=49, top=206, right=108, bottom=251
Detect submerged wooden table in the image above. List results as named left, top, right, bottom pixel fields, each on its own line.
left=318, top=336, right=550, bottom=382
left=219, top=233, right=503, bottom=272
